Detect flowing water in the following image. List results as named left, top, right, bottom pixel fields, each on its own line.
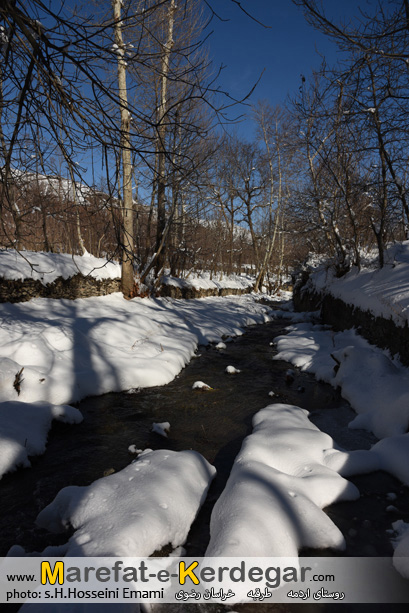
left=1, top=308, right=409, bottom=611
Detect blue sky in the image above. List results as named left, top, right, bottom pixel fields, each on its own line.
left=39, top=0, right=366, bottom=182
left=207, top=0, right=365, bottom=136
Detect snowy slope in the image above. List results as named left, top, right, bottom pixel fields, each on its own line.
left=0, top=294, right=271, bottom=406
left=308, top=242, right=409, bottom=327
left=274, top=322, right=409, bottom=439
left=9, top=169, right=91, bottom=205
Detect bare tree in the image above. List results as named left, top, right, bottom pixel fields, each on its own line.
left=112, top=0, right=135, bottom=298
left=252, top=101, right=297, bottom=290
left=0, top=0, right=268, bottom=291
left=294, top=0, right=409, bottom=266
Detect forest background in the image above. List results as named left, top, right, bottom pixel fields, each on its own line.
left=1, top=0, right=408, bottom=297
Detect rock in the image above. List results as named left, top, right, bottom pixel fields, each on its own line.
left=192, top=381, right=212, bottom=391
left=225, top=365, right=241, bottom=374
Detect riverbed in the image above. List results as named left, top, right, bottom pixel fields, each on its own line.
left=1, top=309, right=408, bottom=604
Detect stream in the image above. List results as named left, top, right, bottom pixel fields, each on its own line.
left=1, top=306, right=409, bottom=610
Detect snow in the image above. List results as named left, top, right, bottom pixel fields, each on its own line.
left=206, top=403, right=360, bottom=558
left=391, top=520, right=409, bottom=579
left=3, top=246, right=409, bottom=582
left=192, top=381, right=212, bottom=390
left=370, top=435, right=409, bottom=486
left=152, top=422, right=170, bottom=437
left=0, top=401, right=82, bottom=479
left=334, top=346, right=409, bottom=438
left=0, top=291, right=268, bottom=486
left=0, top=248, right=121, bottom=284
left=128, top=444, right=142, bottom=454
left=34, top=449, right=216, bottom=557
left=225, top=365, right=241, bottom=374
left=273, top=316, right=409, bottom=578
left=206, top=398, right=409, bottom=569
left=0, top=293, right=271, bottom=406
left=306, top=241, right=409, bottom=327
left=162, top=270, right=254, bottom=292
left=274, top=322, right=409, bottom=438
left=8, top=169, right=91, bottom=205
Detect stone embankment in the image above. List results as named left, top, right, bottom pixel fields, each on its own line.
left=160, top=284, right=253, bottom=300
left=0, top=275, right=254, bottom=303
left=293, top=272, right=409, bottom=367
left=0, top=275, right=121, bottom=303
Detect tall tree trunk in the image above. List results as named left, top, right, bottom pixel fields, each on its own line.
left=66, top=160, right=86, bottom=255
left=113, top=0, right=134, bottom=298
left=253, top=110, right=283, bottom=293
left=154, top=0, right=176, bottom=277
left=367, top=62, right=387, bottom=268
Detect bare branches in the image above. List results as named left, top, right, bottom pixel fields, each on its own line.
left=290, top=0, right=409, bottom=269
left=1, top=0, right=289, bottom=291
left=203, top=0, right=271, bottom=28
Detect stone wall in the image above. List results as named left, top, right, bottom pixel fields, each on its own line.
left=0, top=275, right=254, bottom=303
left=0, top=275, right=121, bottom=303
left=292, top=271, right=322, bottom=312
left=159, top=284, right=253, bottom=300
left=293, top=273, right=409, bottom=366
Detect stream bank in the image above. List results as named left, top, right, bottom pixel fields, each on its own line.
left=293, top=272, right=409, bottom=366
left=2, top=312, right=406, bottom=558
left=1, top=307, right=408, bottom=612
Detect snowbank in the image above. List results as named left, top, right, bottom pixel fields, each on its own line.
left=162, top=271, right=254, bottom=292
left=35, top=449, right=216, bottom=557
left=370, top=435, right=409, bottom=486
left=0, top=401, right=82, bottom=479
left=0, top=249, right=121, bottom=284
left=391, top=520, right=409, bottom=579
left=0, top=293, right=271, bottom=406
left=307, top=241, right=409, bottom=327
left=274, top=323, right=409, bottom=438
left=274, top=320, right=409, bottom=578
left=206, top=403, right=360, bottom=558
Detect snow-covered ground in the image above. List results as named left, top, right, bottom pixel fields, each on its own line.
left=205, top=395, right=409, bottom=577
left=0, top=249, right=121, bottom=284
left=0, top=292, right=271, bottom=478
left=2, top=247, right=409, bottom=586
left=273, top=322, right=409, bottom=439
left=273, top=317, right=409, bottom=578
left=305, top=241, right=409, bottom=327
left=162, top=270, right=255, bottom=292
left=0, top=248, right=258, bottom=294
